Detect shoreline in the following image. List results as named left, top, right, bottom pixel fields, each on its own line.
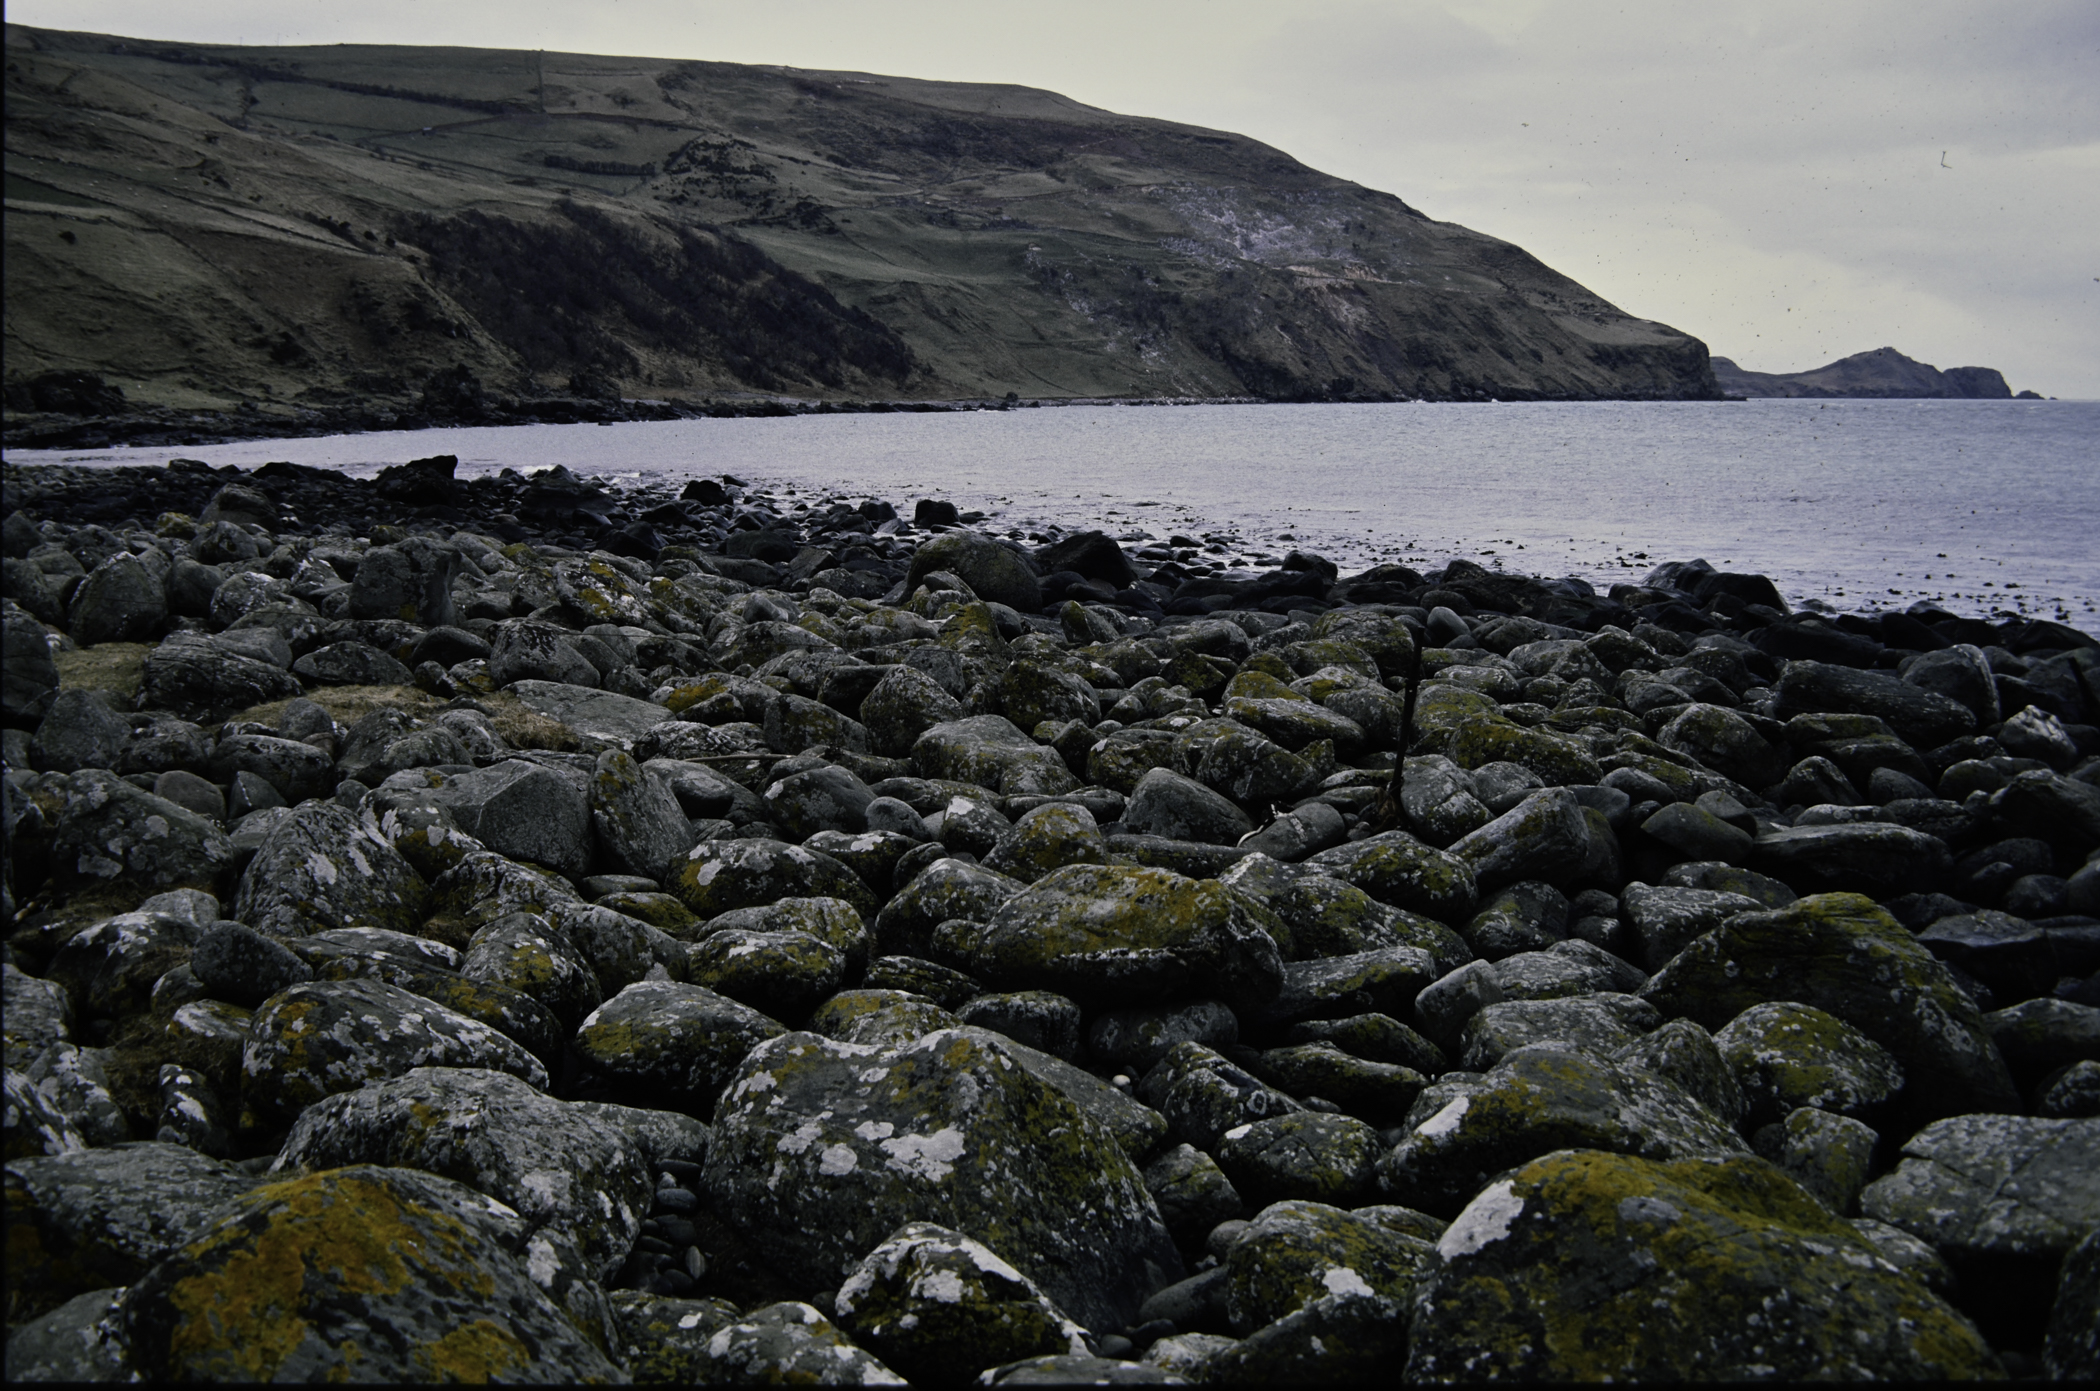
left=3, top=454, right=2096, bottom=1380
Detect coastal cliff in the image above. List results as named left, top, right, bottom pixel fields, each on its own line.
left=1712, top=347, right=2024, bottom=400
left=4, top=23, right=1719, bottom=434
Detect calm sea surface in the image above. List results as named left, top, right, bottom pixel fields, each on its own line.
left=9, top=399, right=2096, bottom=630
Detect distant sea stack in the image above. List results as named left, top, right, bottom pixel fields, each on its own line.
left=2, top=22, right=1720, bottom=441
left=1712, top=347, right=2035, bottom=400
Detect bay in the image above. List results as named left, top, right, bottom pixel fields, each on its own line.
left=8, top=397, right=2095, bottom=631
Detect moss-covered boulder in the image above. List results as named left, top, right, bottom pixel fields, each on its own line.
left=1223, top=1199, right=1436, bottom=1336
left=686, top=927, right=845, bottom=1021
left=1639, top=892, right=2020, bottom=1119
left=1254, top=1042, right=1427, bottom=1127
left=1714, top=1000, right=1907, bottom=1126
left=1219, top=854, right=1472, bottom=969
left=3, top=1141, right=261, bottom=1321
left=673, top=838, right=877, bottom=921
left=911, top=715, right=1078, bottom=797
left=982, top=801, right=1111, bottom=883
left=241, top=978, right=549, bottom=1130
left=562, top=979, right=785, bottom=1117
left=274, top=1066, right=654, bottom=1281
left=1458, top=993, right=1660, bottom=1072
left=701, top=1028, right=1182, bottom=1333
left=461, top=910, right=603, bottom=1031
left=1379, top=1044, right=1750, bottom=1216
left=1216, top=1112, right=1386, bottom=1208
left=970, top=863, right=1285, bottom=1014
left=1305, top=831, right=1478, bottom=925
left=873, top=857, right=1024, bottom=959
left=1447, top=788, right=1595, bottom=892
left=232, top=802, right=428, bottom=939
left=123, top=1164, right=620, bottom=1382
left=834, top=1221, right=1088, bottom=1385
left=1406, top=1149, right=1999, bottom=1381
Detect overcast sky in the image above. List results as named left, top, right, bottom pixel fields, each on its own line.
left=17, top=0, right=2098, bottom=396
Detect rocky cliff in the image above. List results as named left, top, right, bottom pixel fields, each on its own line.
left=1712, top=348, right=2017, bottom=400
left=3, top=23, right=1719, bottom=426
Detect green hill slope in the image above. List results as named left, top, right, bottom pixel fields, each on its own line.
left=4, top=24, right=1720, bottom=413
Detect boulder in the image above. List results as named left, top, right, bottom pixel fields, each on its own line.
left=28, top=689, right=132, bottom=774
left=563, top=979, right=786, bottom=1117
left=1862, top=1114, right=2100, bottom=1265
left=912, top=715, right=1078, bottom=797
left=348, top=537, right=460, bottom=627
left=590, top=749, right=695, bottom=883
left=907, top=531, right=1042, bottom=612
left=290, top=640, right=414, bottom=687
left=1222, top=1198, right=1435, bottom=1336
left=674, top=838, right=877, bottom=921
left=233, top=802, right=428, bottom=938
left=1305, top=832, right=1477, bottom=924
left=1, top=1141, right=260, bottom=1320
left=509, top=680, right=673, bottom=751
left=1457, top=994, right=1660, bottom=1072
left=1406, top=1150, right=1998, bottom=1381
left=982, top=801, right=1110, bottom=884
left=1640, top=892, right=2020, bottom=1119
left=241, top=978, right=549, bottom=1129
left=834, top=1222, right=1088, bottom=1385
left=702, top=1027, right=1183, bottom=1332
left=860, top=665, right=967, bottom=758
left=123, top=1165, right=618, bottom=1382
left=1775, top=660, right=1978, bottom=748
left=972, top=863, right=1285, bottom=1014
left=67, top=552, right=166, bottom=646
left=1714, top=1000, right=1907, bottom=1125
left=275, top=1066, right=653, bottom=1280
left=1123, top=767, right=1254, bottom=846
left=1749, top=822, right=1952, bottom=898
left=139, top=633, right=305, bottom=722
left=2, top=607, right=62, bottom=725
left=51, top=771, right=234, bottom=896
left=429, top=758, right=594, bottom=879
left=667, top=1301, right=905, bottom=1384
left=1216, top=1113, right=1386, bottom=1208
left=1219, top=855, right=1471, bottom=969
left=1378, top=1043, right=1750, bottom=1216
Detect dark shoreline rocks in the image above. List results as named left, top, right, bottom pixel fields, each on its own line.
left=4, top=457, right=2098, bottom=1382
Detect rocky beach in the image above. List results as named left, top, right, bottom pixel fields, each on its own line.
left=3, top=454, right=2097, bottom=1383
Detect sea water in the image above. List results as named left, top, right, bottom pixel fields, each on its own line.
left=9, top=398, right=2096, bottom=630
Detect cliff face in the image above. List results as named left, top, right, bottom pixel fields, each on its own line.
left=4, top=24, right=1721, bottom=411
left=1712, top=348, right=2012, bottom=400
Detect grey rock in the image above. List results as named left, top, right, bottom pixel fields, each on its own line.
left=563, top=979, right=786, bottom=1117
left=860, top=664, right=968, bottom=759
left=29, top=689, right=132, bottom=774
left=242, top=977, right=549, bottom=1129
left=907, top=530, right=1042, bottom=611
left=1, top=1286, right=133, bottom=1384
left=1612, top=1018, right=1747, bottom=1127
left=1641, top=800, right=1755, bottom=864
left=1222, top=1198, right=1433, bottom=1336
left=462, top=910, right=604, bottom=1031
left=1397, top=755, right=1496, bottom=846
left=1862, top=1113, right=2100, bottom=1261
left=982, top=801, right=1110, bottom=883
left=67, top=552, right=165, bottom=646
left=1750, top=822, right=1953, bottom=898
left=1458, top=993, right=1660, bottom=1071
left=703, top=1027, right=1182, bottom=1332
left=349, top=537, right=460, bottom=628
left=2046, top=1227, right=2099, bottom=1380
left=687, top=927, right=845, bottom=1020
left=957, top=990, right=1085, bottom=1060
left=590, top=749, right=695, bottom=882
left=139, top=633, right=304, bottom=721
left=4, top=1067, right=87, bottom=1159
left=1903, top=644, right=2001, bottom=724
left=669, top=1301, right=905, bottom=1384
left=2, top=608, right=62, bottom=725
left=1757, top=1106, right=1878, bottom=1215
left=1124, top=766, right=1255, bottom=846
left=210, top=732, right=336, bottom=804
left=290, top=639, right=415, bottom=687
left=3, top=963, right=74, bottom=1071
left=1137, top=1041, right=1302, bottom=1152
left=1218, top=853, right=1471, bottom=969
left=276, top=1065, right=653, bottom=1279
left=1238, top=801, right=1349, bottom=862
left=1216, top=1112, right=1384, bottom=1209
left=1776, top=659, right=1978, bottom=748
left=1088, top=1000, right=1241, bottom=1074
left=1378, top=1043, right=1750, bottom=1216
left=763, top=763, right=877, bottom=840
left=1717, top=1000, right=1906, bottom=1125
left=51, top=770, right=234, bottom=896
left=489, top=619, right=598, bottom=688
left=429, top=757, right=594, bottom=878
left=1253, top=945, right=1441, bottom=1027
left=1656, top=702, right=1789, bottom=787
left=152, top=769, right=225, bottom=821
left=233, top=801, right=427, bottom=937
left=1142, top=1143, right=1245, bottom=1246
left=1252, top=1042, right=1427, bottom=1127
left=23, top=1043, right=128, bottom=1147
left=190, top=920, right=313, bottom=1007
left=1306, top=830, right=1477, bottom=924
left=1462, top=880, right=1570, bottom=960
left=1620, top=882, right=1765, bottom=972
left=673, top=836, right=878, bottom=921
left=912, top=715, right=1078, bottom=797
left=510, top=679, right=673, bottom=751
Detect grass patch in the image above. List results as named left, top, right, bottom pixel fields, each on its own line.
left=55, top=641, right=150, bottom=697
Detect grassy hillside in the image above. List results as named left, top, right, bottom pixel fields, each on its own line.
left=3, top=24, right=1720, bottom=414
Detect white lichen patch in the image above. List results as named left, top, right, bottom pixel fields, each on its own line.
left=1440, top=1179, right=1525, bottom=1260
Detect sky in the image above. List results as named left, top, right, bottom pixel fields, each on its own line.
left=14, top=1, right=2098, bottom=397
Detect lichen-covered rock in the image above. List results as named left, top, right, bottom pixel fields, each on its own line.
left=911, top=715, right=1078, bottom=797
left=605, top=1290, right=742, bottom=1384
left=1458, top=993, right=1660, bottom=1072
left=1305, top=831, right=1477, bottom=925
left=860, top=665, right=967, bottom=759
left=1142, top=1142, right=1245, bottom=1246
left=232, top=802, right=428, bottom=939
left=1088, top=1000, right=1241, bottom=1074
left=3, top=1068, right=88, bottom=1161
left=981, top=801, right=1111, bottom=884
left=672, top=1300, right=906, bottom=1384
left=1612, top=1018, right=1746, bottom=1127
left=123, top=1164, right=620, bottom=1382
left=1123, top=767, right=1254, bottom=846
left=592, top=749, right=696, bottom=884
left=429, top=758, right=596, bottom=879
left=1655, top=702, right=1790, bottom=787
left=1758, top=1106, right=1878, bottom=1216
left=834, top=1221, right=1088, bottom=1385
left=461, top=910, right=604, bottom=1031
left=2, top=964, right=73, bottom=1072
left=1861, top=1114, right=2100, bottom=1262
left=1216, top=1112, right=1385, bottom=1209
left=1218, top=854, right=1471, bottom=969
left=873, top=857, right=1024, bottom=959
left=50, top=771, right=234, bottom=896
left=674, top=837, right=877, bottom=921
left=1619, top=883, right=1765, bottom=973
left=23, top=1042, right=128, bottom=1147
left=1137, top=1041, right=1303, bottom=1152
left=275, top=1067, right=652, bottom=1280
left=1405, top=1150, right=1999, bottom=1381
left=1253, top=945, right=1441, bottom=1027
left=701, top=1027, right=1183, bottom=1333
left=687, top=927, right=845, bottom=1021
left=1379, top=1044, right=1750, bottom=1216
left=3, top=1141, right=260, bottom=1320
left=44, top=909, right=204, bottom=1020
left=1, top=1285, right=133, bottom=1383
left=563, top=980, right=786, bottom=1117
left=1253, top=1042, right=1426, bottom=1126
left=240, top=978, right=549, bottom=1129
left=1639, top=892, right=2019, bottom=1119
left=1222, top=1199, right=1435, bottom=1336
left=1715, top=1000, right=1906, bottom=1126
left=1447, top=788, right=1594, bottom=891
left=2046, top=1227, right=2099, bottom=1381
left=971, top=862, right=1285, bottom=1014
